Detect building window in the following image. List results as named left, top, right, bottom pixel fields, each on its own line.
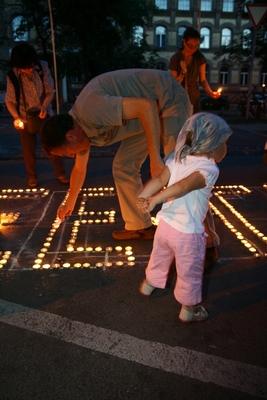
left=242, top=28, right=252, bottom=49
left=177, top=26, right=186, bottom=47
left=220, top=66, right=229, bottom=85
left=240, top=67, right=248, bottom=86
left=200, top=27, right=211, bottom=49
left=222, top=0, right=234, bottom=12
left=12, top=15, right=29, bottom=41
left=133, top=26, right=144, bottom=46
left=155, top=0, right=167, bottom=10
left=177, top=0, right=190, bottom=11
left=155, top=26, right=167, bottom=48
left=221, top=28, right=232, bottom=47
left=200, top=0, right=212, bottom=12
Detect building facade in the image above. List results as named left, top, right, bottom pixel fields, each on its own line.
left=1, top=0, right=266, bottom=105
left=143, top=0, right=267, bottom=103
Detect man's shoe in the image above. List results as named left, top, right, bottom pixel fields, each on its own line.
left=139, top=279, right=155, bottom=296
left=179, top=305, right=208, bottom=323
left=112, top=225, right=156, bottom=240
left=27, top=178, right=38, bottom=188
left=57, top=175, right=69, bottom=184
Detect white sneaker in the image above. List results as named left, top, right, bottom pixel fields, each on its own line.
left=139, top=279, right=155, bottom=296
left=179, top=305, right=208, bottom=322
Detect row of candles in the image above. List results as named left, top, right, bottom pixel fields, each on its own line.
left=32, top=184, right=267, bottom=268
left=0, top=184, right=266, bottom=270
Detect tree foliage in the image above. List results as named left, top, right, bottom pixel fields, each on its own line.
left=215, top=0, right=267, bottom=69
left=18, top=0, right=155, bottom=83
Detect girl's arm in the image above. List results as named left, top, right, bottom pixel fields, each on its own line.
left=138, top=166, right=171, bottom=198
left=136, top=166, right=170, bottom=213
left=147, top=171, right=205, bottom=212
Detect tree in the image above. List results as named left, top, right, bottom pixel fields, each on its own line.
left=18, top=0, right=155, bottom=83
left=215, top=0, right=267, bottom=69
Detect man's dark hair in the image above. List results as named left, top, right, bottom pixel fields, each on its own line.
left=41, top=114, right=74, bottom=152
left=183, top=27, right=201, bottom=41
left=10, top=42, right=39, bottom=68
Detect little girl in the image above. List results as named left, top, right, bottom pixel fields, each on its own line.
left=137, top=112, right=232, bottom=322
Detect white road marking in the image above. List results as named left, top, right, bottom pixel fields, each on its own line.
left=10, top=192, right=56, bottom=269
left=0, top=298, right=266, bottom=398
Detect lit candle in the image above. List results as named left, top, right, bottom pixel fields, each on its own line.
left=14, top=119, right=24, bottom=129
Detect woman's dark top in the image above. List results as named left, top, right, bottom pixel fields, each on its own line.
left=169, top=49, right=206, bottom=113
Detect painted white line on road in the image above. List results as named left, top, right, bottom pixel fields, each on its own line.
left=10, top=192, right=56, bottom=269
left=0, top=299, right=266, bottom=398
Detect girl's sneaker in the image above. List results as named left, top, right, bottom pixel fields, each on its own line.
left=139, top=279, right=155, bottom=296
left=179, top=305, right=208, bottom=322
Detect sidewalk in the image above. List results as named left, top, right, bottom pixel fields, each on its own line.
left=0, top=111, right=267, bottom=400
left=1, top=111, right=267, bottom=160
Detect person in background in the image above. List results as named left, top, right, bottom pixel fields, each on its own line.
left=40, top=68, right=192, bottom=239
left=169, top=27, right=221, bottom=113
left=169, top=27, right=222, bottom=267
left=5, top=42, right=68, bottom=188
left=137, top=112, right=232, bottom=322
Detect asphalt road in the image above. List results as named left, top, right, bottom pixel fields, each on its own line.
left=0, top=113, right=267, bottom=400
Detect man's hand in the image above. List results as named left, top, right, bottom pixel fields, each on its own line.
left=57, top=203, right=74, bottom=221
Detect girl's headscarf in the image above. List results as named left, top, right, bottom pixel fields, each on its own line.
left=175, top=112, right=232, bottom=161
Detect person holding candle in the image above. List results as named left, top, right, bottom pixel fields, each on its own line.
left=5, top=42, right=68, bottom=188
left=137, top=112, right=232, bottom=322
left=169, top=27, right=223, bottom=267
left=40, top=68, right=192, bottom=239
left=169, top=27, right=221, bottom=114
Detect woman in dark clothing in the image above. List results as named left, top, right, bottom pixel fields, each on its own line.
left=169, top=28, right=222, bottom=268
left=5, top=43, right=68, bottom=188
left=169, top=27, right=221, bottom=113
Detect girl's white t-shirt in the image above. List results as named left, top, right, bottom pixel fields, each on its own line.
left=156, top=153, right=219, bottom=233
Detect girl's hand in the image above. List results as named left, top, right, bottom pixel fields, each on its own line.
left=147, top=196, right=159, bottom=212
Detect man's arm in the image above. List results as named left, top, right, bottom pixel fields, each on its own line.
left=121, top=97, right=164, bottom=177
left=57, top=149, right=90, bottom=220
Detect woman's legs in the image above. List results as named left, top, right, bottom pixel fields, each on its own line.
left=19, top=130, right=37, bottom=184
